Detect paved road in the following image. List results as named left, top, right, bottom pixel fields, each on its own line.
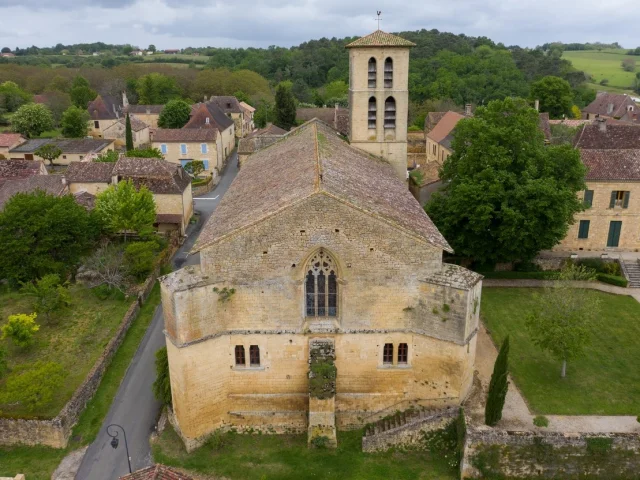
left=76, top=155, right=239, bottom=480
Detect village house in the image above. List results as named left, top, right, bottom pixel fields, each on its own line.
left=102, top=115, right=150, bottom=148
left=0, top=133, right=25, bottom=157
left=239, top=101, right=256, bottom=133
left=7, top=138, right=115, bottom=165
left=184, top=102, right=235, bottom=165
left=87, top=94, right=125, bottom=137
left=124, top=105, right=164, bottom=129
left=0, top=159, right=47, bottom=188
left=582, top=93, right=639, bottom=123
left=237, top=124, right=286, bottom=167
left=206, top=96, right=246, bottom=138
left=152, top=128, right=221, bottom=176
left=555, top=121, right=640, bottom=251
left=161, top=30, right=482, bottom=451
left=64, top=158, right=193, bottom=235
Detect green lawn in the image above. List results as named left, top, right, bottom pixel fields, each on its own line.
left=0, top=284, right=161, bottom=480
left=153, top=423, right=457, bottom=480
left=481, top=288, right=640, bottom=415
left=563, top=49, right=638, bottom=92
left=0, top=285, right=132, bottom=418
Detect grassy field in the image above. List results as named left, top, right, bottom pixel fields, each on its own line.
left=153, top=423, right=458, bottom=480
left=563, top=49, right=638, bottom=92
left=481, top=288, right=640, bottom=415
left=0, top=285, right=132, bottom=418
left=0, top=284, right=161, bottom=480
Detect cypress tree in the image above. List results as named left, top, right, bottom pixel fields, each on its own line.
left=125, top=113, right=134, bottom=151
left=274, top=84, right=297, bottom=131
left=485, top=335, right=510, bottom=426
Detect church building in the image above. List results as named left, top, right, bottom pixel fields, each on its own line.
left=160, top=30, right=483, bottom=451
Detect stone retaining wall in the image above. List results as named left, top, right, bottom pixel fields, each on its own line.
left=192, top=176, right=218, bottom=197
left=0, top=248, right=173, bottom=448
left=362, top=407, right=458, bottom=452
left=462, top=425, right=640, bottom=479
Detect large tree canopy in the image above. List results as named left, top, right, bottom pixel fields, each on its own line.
left=0, top=192, right=99, bottom=284
left=157, top=99, right=191, bottom=129
left=425, top=97, right=586, bottom=265
left=530, top=75, right=574, bottom=119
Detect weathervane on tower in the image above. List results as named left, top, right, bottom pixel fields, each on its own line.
left=375, top=11, right=382, bottom=30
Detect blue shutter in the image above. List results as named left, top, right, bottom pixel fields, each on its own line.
left=160, top=144, right=167, bottom=154
left=202, top=160, right=209, bottom=171
left=201, top=143, right=207, bottom=154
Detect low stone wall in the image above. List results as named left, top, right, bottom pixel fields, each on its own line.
left=362, top=407, right=458, bottom=453
left=462, top=425, right=640, bottom=479
left=0, top=250, right=173, bottom=448
left=192, top=176, right=218, bottom=197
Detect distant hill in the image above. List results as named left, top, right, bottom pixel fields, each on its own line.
left=562, top=49, right=639, bottom=95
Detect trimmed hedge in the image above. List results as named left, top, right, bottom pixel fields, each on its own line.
left=597, top=273, right=628, bottom=288
left=478, top=271, right=559, bottom=280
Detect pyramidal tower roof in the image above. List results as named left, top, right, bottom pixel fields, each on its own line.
left=345, top=30, right=416, bottom=48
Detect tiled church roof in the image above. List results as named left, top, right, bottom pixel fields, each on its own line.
left=194, top=119, right=451, bottom=252
left=346, top=30, right=416, bottom=48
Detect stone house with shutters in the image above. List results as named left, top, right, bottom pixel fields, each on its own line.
left=124, top=105, right=164, bottom=129
left=152, top=128, right=221, bottom=176
left=582, top=93, right=639, bottom=123
left=184, top=102, right=235, bottom=165
left=7, top=138, right=115, bottom=165
left=207, top=96, right=246, bottom=138
left=0, top=133, right=26, bottom=157
left=87, top=95, right=123, bottom=137
left=555, top=121, right=640, bottom=251
left=239, top=101, right=255, bottom=133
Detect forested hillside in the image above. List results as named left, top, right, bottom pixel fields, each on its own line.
left=1, top=29, right=596, bottom=128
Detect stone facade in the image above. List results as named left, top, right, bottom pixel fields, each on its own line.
left=347, top=44, right=411, bottom=181
left=462, top=425, right=640, bottom=479
left=152, top=140, right=222, bottom=176
left=161, top=191, right=481, bottom=449
left=555, top=181, right=640, bottom=252
left=102, top=118, right=150, bottom=148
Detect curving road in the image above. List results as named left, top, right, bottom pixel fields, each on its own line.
left=76, top=155, right=239, bottom=480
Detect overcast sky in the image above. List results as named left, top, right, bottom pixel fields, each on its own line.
left=0, top=0, right=638, bottom=50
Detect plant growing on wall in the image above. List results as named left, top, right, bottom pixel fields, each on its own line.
left=485, top=335, right=509, bottom=426
left=308, top=344, right=337, bottom=400
left=213, top=286, right=236, bottom=303
left=152, top=346, right=172, bottom=406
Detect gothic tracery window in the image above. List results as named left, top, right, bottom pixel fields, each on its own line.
left=305, top=250, right=338, bottom=317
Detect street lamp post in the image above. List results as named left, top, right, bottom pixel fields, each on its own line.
left=107, top=423, right=132, bottom=474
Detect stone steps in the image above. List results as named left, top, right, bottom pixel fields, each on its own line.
left=623, top=260, right=640, bottom=288
left=364, top=407, right=442, bottom=437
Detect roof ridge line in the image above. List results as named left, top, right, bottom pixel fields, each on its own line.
left=313, top=121, right=321, bottom=192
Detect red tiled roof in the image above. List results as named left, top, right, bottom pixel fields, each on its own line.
left=425, top=112, right=447, bottom=133
left=0, top=133, right=25, bottom=148
left=114, top=157, right=191, bottom=194
left=581, top=149, right=640, bottom=181
left=186, top=103, right=234, bottom=131
left=583, top=93, right=638, bottom=118
left=0, top=175, right=67, bottom=210
left=195, top=119, right=451, bottom=252
left=574, top=123, right=640, bottom=149
left=0, top=159, right=45, bottom=180
left=426, top=112, right=465, bottom=143
left=65, top=161, right=115, bottom=183
left=120, top=464, right=194, bottom=480
left=153, top=128, right=217, bottom=142
left=346, top=30, right=416, bottom=48
left=87, top=95, right=119, bottom=120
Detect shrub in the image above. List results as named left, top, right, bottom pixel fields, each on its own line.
left=597, top=273, right=628, bottom=287
left=576, top=258, right=620, bottom=275
left=20, top=273, right=71, bottom=323
left=152, top=346, right=172, bottom=406
left=408, top=125, right=422, bottom=132
left=0, top=361, right=66, bottom=411
left=586, top=437, right=613, bottom=455
left=479, top=271, right=559, bottom=280
left=533, top=415, right=549, bottom=427
left=1, top=313, right=40, bottom=347
left=310, top=435, right=330, bottom=449
left=124, top=240, right=160, bottom=280
left=409, top=169, right=424, bottom=186
left=91, top=284, right=126, bottom=301
left=205, top=429, right=227, bottom=450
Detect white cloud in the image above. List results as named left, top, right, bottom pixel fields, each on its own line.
left=0, top=0, right=639, bottom=50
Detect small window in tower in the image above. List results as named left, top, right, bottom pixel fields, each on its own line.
left=384, top=97, right=396, bottom=129
left=368, top=96, right=377, bottom=129
left=235, top=345, right=245, bottom=366
left=383, top=343, right=393, bottom=364
left=250, top=345, right=260, bottom=366
left=368, top=57, right=377, bottom=88
left=384, top=57, right=393, bottom=88
left=398, top=343, right=408, bottom=364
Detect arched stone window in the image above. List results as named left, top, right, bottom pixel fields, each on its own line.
left=368, top=96, right=377, bottom=129
left=384, top=57, right=393, bottom=88
left=305, top=250, right=338, bottom=317
left=384, top=96, right=396, bottom=129
left=368, top=57, right=377, bottom=88
left=383, top=343, right=394, bottom=364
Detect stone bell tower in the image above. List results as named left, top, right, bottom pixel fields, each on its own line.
left=346, top=30, right=415, bottom=181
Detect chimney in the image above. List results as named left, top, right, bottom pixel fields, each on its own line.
left=122, top=91, right=129, bottom=108
left=205, top=117, right=210, bottom=125
left=534, top=99, right=539, bottom=111
left=464, top=104, right=472, bottom=116
left=597, top=118, right=607, bottom=132
left=607, top=103, right=614, bottom=115
left=146, top=107, right=150, bottom=115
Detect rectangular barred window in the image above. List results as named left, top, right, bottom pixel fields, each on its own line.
left=249, top=345, right=260, bottom=366
left=234, top=345, right=245, bottom=366
left=383, top=343, right=393, bottom=365
left=398, top=343, right=408, bottom=364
